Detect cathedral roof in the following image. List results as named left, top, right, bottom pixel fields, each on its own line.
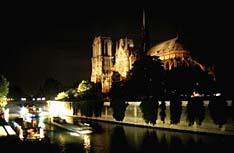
left=147, top=36, right=186, bottom=56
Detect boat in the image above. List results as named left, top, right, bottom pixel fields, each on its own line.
left=0, top=118, right=18, bottom=138
left=10, top=117, right=47, bottom=141
left=19, top=104, right=42, bottom=121
left=51, top=116, right=93, bottom=135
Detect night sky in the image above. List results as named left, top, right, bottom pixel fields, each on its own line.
left=1, top=3, right=233, bottom=95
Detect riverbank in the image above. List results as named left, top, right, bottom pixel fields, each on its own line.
left=74, top=115, right=233, bottom=137
left=48, top=100, right=234, bottom=136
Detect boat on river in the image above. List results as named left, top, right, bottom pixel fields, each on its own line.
left=19, top=104, right=42, bottom=122
left=51, top=116, right=93, bottom=135
left=10, top=117, right=47, bottom=141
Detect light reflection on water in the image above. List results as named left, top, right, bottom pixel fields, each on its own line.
left=45, top=121, right=234, bottom=153
left=45, top=124, right=92, bottom=153
left=84, top=135, right=91, bottom=153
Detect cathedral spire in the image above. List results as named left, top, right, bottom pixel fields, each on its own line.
left=143, top=8, right=145, bottom=30
left=140, top=8, right=149, bottom=57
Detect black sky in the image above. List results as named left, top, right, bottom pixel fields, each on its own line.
left=1, top=3, right=233, bottom=95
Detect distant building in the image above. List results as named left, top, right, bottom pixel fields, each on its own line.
left=91, top=10, right=215, bottom=93
left=91, top=36, right=136, bottom=93
left=91, top=35, right=214, bottom=93
left=148, top=36, right=200, bottom=70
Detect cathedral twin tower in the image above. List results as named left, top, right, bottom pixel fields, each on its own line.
left=91, top=36, right=136, bottom=93
left=91, top=10, right=215, bottom=94
left=91, top=9, right=148, bottom=93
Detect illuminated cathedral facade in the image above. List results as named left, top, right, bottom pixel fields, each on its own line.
left=91, top=10, right=215, bottom=93
left=91, top=36, right=137, bottom=93
left=91, top=35, right=215, bottom=93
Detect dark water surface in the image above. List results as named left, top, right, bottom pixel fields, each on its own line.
left=44, top=120, right=234, bottom=153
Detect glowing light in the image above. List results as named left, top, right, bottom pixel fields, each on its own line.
left=214, top=93, right=221, bottom=96
left=38, top=117, right=45, bottom=128
left=20, top=105, right=42, bottom=120
left=4, top=108, right=9, bottom=122
left=4, top=125, right=16, bottom=135
left=21, top=98, right=26, bottom=101
left=20, top=106, right=28, bottom=115
left=11, top=121, right=24, bottom=139
left=70, top=132, right=80, bottom=136
left=78, top=129, right=93, bottom=135
left=83, top=135, right=91, bottom=152
left=48, top=100, right=73, bottom=116
left=19, top=128, right=24, bottom=139
left=39, top=128, right=44, bottom=138
left=191, top=91, right=200, bottom=97
left=0, top=126, right=8, bottom=136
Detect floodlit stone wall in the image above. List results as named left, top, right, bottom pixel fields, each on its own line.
left=78, top=100, right=234, bottom=135
left=48, top=99, right=234, bottom=135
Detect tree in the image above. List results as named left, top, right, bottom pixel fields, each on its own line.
left=186, top=97, right=205, bottom=126
left=77, top=80, right=100, bottom=101
left=108, top=56, right=164, bottom=121
left=0, top=75, right=9, bottom=108
left=111, top=99, right=128, bottom=121
left=124, top=56, right=164, bottom=100
left=169, top=98, right=182, bottom=125
left=165, top=65, right=215, bottom=97
left=108, top=78, right=127, bottom=121
left=209, top=97, right=228, bottom=128
left=77, top=80, right=103, bottom=117
left=42, top=77, right=63, bottom=100
left=77, top=80, right=92, bottom=93
left=159, top=101, right=166, bottom=123
left=8, top=85, right=25, bottom=101
left=140, top=99, right=158, bottom=125
left=55, top=91, right=68, bottom=100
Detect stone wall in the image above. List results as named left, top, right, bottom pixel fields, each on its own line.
left=47, top=99, right=234, bottom=135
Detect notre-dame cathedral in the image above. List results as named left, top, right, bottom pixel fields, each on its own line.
left=91, top=36, right=137, bottom=93
left=91, top=11, right=215, bottom=93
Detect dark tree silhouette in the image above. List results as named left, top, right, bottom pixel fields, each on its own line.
left=109, top=73, right=128, bottom=121
left=165, top=65, right=215, bottom=97
left=79, top=100, right=103, bottom=117
left=80, top=101, right=93, bottom=117
left=93, top=100, right=103, bottom=117
left=124, top=56, right=164, bottom=100
left=165, top=65, right=214, bottom=126
left=170, top=99, right=182, bottom=125
left=208, top=97, right=228, bottom=128
left=76, top=81, right=103, bottom=117
left=140, top=99, right=158, bottom=125
left=42, top=77, right=63, bottom=100
left=8, top=85, right=25, bottom=101
left=72, top=101, right=79, bottom=115
left=111, top=99, right=128, bottom=121
left=187, top=97, right=205, bottom=126
left=159, top=101, right=166, bottom=123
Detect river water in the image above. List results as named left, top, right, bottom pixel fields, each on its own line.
left=5, top=101, right=234, bottom=153
left=44, top=119, right=234, bottom=153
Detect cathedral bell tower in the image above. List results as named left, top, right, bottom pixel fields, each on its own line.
left=91, top=36, right=114, bottom=93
